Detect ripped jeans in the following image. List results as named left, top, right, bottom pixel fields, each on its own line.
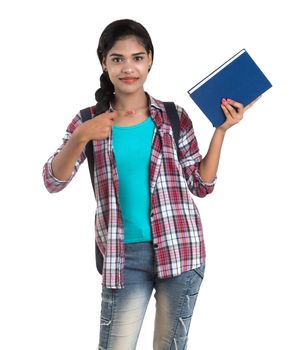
left=98, top=242, right=205, bottom=350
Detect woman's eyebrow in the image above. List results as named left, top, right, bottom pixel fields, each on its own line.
left=109, top=52, right=146, bottom=57
left=132, top=52, right=146, bottom=56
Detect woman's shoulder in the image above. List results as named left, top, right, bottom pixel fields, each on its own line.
left=148, top=94, right=187, bottom=117
left=149, top=94, right=193, bottom=134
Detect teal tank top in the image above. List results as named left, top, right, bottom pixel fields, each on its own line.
left=112, top=117, right=155, bottom=243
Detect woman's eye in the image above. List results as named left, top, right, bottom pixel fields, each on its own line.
left=111, top=56, right=144, bottom=63
left=112, top=57, right=123, bottom=63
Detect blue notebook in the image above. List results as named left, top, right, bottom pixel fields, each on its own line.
left=188, top=49, right=272, bottom=127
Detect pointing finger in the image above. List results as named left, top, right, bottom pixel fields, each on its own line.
left=108, top=111, right=119, bottom=120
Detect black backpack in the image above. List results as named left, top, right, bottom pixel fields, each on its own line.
left=80, top=102, right=180, bottom=274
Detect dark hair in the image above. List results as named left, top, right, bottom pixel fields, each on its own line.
left=94, top=19, right=154, bottom=115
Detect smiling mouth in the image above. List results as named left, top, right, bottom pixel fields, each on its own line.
left=119, top=77, right=139, bottom=84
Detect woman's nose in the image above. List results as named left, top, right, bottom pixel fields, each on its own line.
left=122, top=60, right=134, bottom=74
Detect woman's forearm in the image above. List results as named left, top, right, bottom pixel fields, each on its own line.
left=51, top=130, right=87, bottom=181
left=199, top=128, right=226, bottom=183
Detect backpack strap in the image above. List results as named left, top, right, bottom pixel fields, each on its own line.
left=80, top=107, right=95, bottom=194
left=164, top=102, right=180, bottom=161
left=80, top=107, right=103, bottom=274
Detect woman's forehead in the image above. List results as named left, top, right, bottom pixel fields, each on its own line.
left=108, top=36, right=146, bottom=54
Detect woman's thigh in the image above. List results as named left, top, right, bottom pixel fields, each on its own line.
left=153, top=265, right=205, bottom=350
left=98, top=242, right=155, bottom=350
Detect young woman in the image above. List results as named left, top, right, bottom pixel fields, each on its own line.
left=43, top=19, right=259, bottom=350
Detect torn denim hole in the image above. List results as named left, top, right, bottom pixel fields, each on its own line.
left=100, top=299, right=112, bottom=326
left=101, top=296, right=113, bottom=304
left=186, top=295, right=190, bottom=309
left=179, top=317, right=187, bottom=334
left=172, top=316, right=190, bottom=349
left=173, top=335, right=188, bottom=350
left=100, top=319, right=111, bottom=326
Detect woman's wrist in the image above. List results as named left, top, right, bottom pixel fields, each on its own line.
left=215, top=124, right=227, bottom=137
left=73, top=124, right=90, bottom=145
left=214, top=126, right=227, bottom=138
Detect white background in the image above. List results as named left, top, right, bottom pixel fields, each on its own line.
left=1, top=0, right=297, bottom=349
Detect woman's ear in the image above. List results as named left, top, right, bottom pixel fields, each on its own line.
left=102, top=58, right=107, bottom=72
left=148, top=51, right=153, bottom=71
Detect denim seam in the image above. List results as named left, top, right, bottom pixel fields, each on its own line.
left=100, top=290, right=115, bottom=350
left=193, top=264, right=205, bottom=279
left=169, top=272, right=193, bottom=348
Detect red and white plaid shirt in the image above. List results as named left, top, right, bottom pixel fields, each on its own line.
left=43, top=95, right=215, bottom=288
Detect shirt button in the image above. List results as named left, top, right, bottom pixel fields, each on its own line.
left=151, top=212, right=154, bottom=217
left=153, top=243, right=158, bottom=249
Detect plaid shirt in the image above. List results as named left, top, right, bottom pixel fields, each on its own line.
left=43, top=95, right=215, bottom=289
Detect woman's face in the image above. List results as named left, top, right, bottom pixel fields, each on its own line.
left=103, top=36, right=152, bottom=96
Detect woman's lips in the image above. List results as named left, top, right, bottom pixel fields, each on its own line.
left=119, top=77, right=139, bottom=84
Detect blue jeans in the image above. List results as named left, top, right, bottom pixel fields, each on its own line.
left=98, top=242, right=205, bottom=350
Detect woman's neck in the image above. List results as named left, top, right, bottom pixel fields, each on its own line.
left=112, top=91, right=149, bottom=117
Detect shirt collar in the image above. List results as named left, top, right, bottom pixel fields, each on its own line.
left=147, top=93, right=165, bottom=129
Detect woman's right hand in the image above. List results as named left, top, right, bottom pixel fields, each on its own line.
left=75, top=111, right=118, bottom=143
left=50, top=111, right=118, bottom=181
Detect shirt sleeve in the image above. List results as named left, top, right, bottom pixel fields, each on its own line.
left=177, top=106, right=216, bottom=198
left=42, top=112, right=86, bottom=193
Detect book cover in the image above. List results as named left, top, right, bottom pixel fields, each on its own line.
left=188, top=49, right=272, bottom=127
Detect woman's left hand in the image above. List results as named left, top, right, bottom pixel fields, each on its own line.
left=218, top=95, right=262, bottom=132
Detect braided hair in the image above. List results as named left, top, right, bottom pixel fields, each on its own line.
left=95, top=19, right=154, bottom=115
